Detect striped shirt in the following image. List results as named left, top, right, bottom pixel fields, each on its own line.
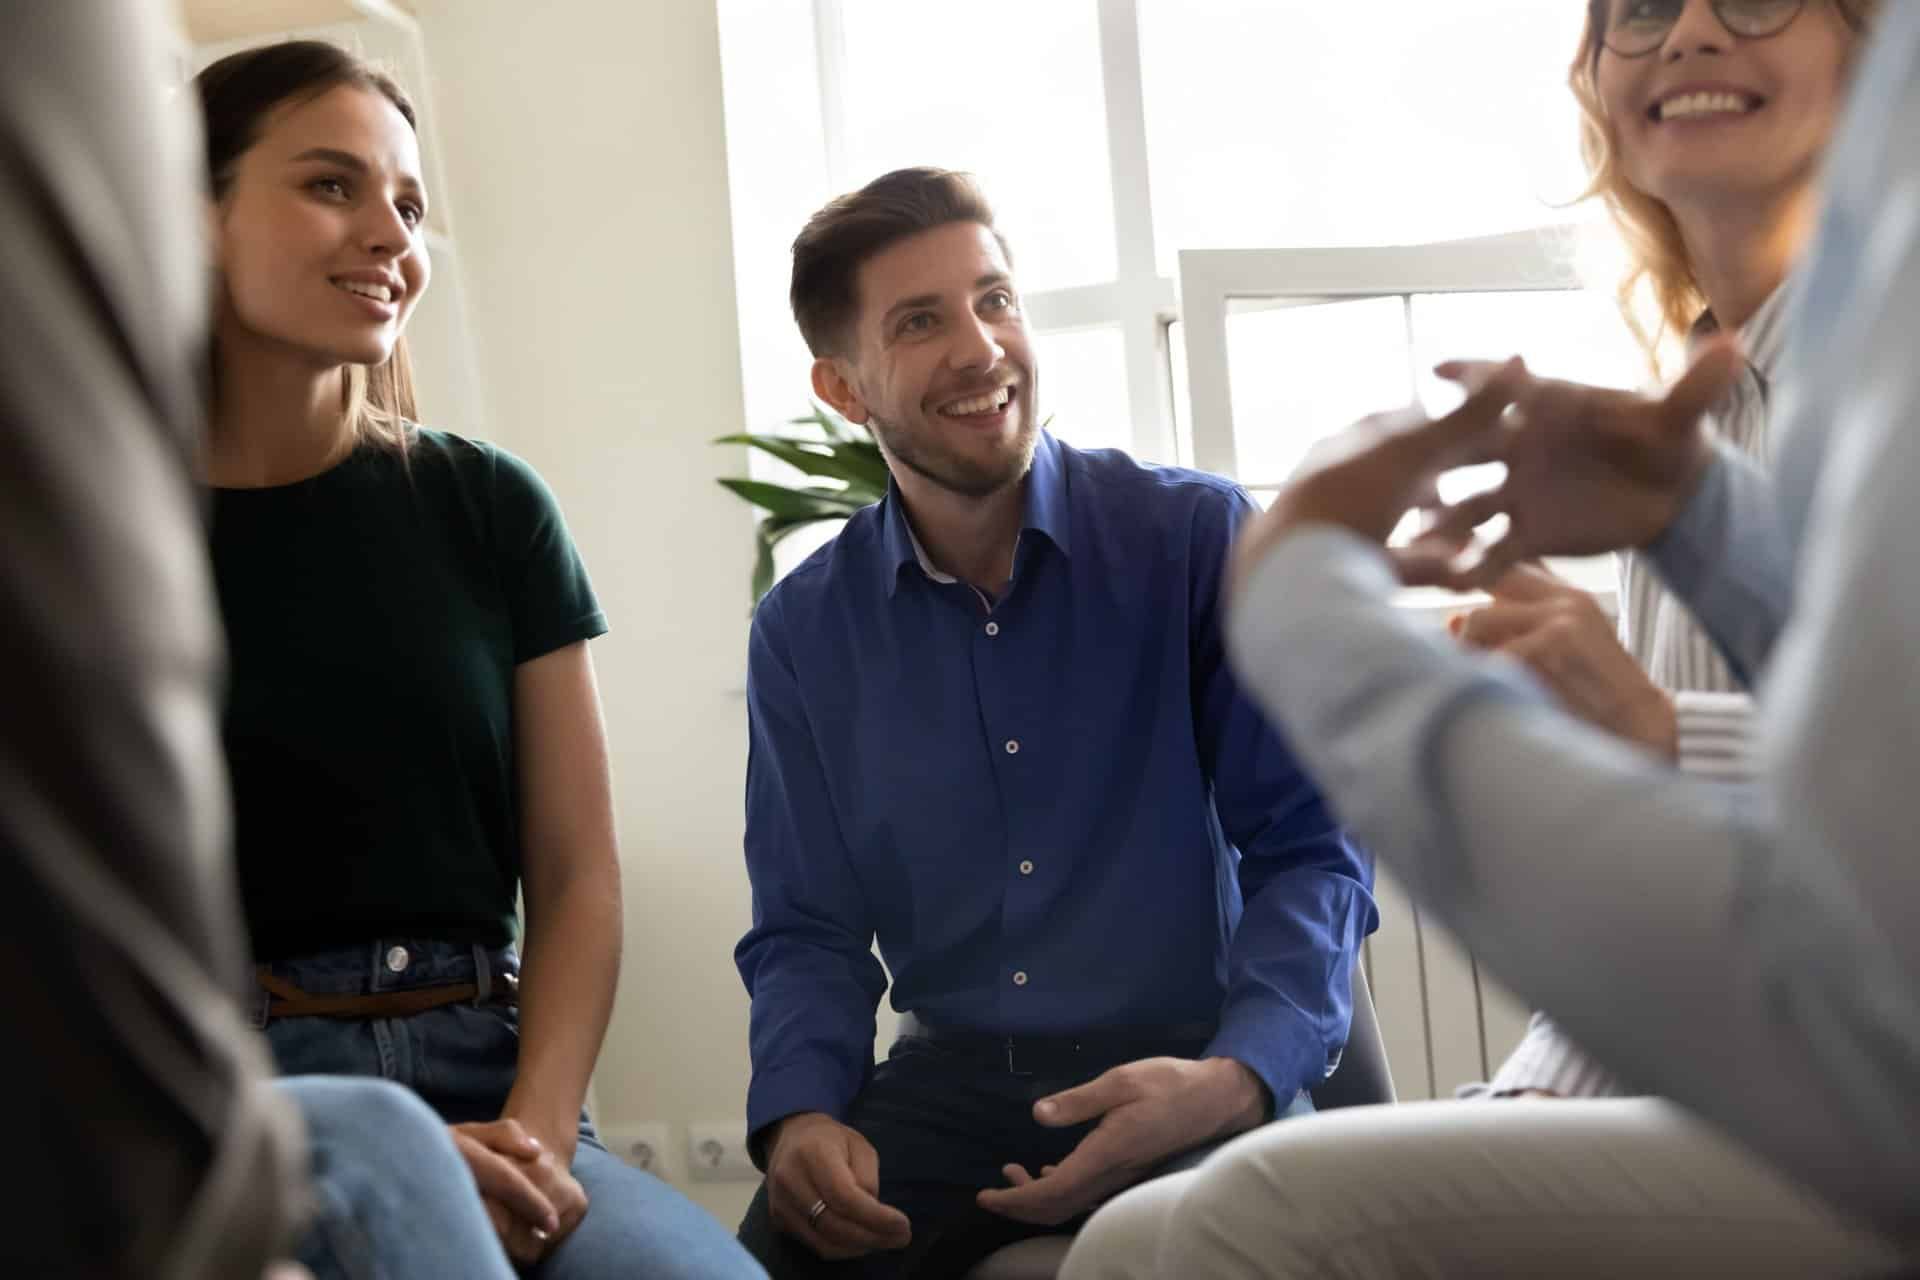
left=1486, top=281, right=1792, bottom=1099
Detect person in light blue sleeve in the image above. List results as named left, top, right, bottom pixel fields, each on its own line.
left=732, top=166, right=1375, bottom=1279
left=1087, top=1, right=1920, bottom=1273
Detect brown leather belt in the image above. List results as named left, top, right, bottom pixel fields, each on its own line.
left=255, top=968, right=518, bottom=1020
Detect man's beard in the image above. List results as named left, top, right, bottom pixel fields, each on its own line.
left=868, top=403, right=1038, bottom=500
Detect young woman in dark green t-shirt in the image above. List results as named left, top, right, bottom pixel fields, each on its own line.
left=196, top=40, right=761, bottom=1280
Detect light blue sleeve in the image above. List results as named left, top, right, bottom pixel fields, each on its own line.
left=1643, top=442, right=1793, bottom=687
left=1228, top=525, right=1920, bottom=1244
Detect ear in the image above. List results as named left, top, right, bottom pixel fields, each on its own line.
left=810, top=356, right=869, bottom=425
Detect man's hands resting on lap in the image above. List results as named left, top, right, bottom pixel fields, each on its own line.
left=764, top=1113, right=914, bottom=1261
left=762, top=1056, right=1269, bottom=1257
left=977, top=1056, right=1271, bottom=1227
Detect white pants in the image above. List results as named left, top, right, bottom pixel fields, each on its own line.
left=1059, top=1099, right=1907, bottom=1279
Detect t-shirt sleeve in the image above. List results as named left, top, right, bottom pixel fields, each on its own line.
left=486, top=444, right=609, bottom=662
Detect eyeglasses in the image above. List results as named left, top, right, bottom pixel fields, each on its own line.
left=1601, top=0, right=1809, bottom=58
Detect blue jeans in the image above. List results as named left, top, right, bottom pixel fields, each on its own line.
left=259, top=940, right=765, bottom=1280
left=737, top=1031, right=1314, bottom=1280
left=281, top=1075, right=516, bottom=1279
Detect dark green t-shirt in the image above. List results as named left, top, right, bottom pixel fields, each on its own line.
left=211, top=428, right=608, bottom=959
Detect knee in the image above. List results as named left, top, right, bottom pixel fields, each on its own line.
left=1154, top=1133, right=1349, bottom=1279
left=1060, top=1173, right=1192, bottom=1280
left=279, top=1076, right=445, bottom=1159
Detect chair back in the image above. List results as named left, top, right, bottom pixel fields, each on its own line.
left=1309, top=962, right=1396, bottom=1110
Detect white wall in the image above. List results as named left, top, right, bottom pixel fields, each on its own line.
left=415, top=0, right=761, bottom=1225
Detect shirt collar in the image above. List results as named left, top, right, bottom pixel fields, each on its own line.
left=883, top=430, right=1073, bottom=596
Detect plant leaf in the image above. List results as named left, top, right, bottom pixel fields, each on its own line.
left=718, top=477, right=863, bottom=521
left=749, top=514, right=847, bottom=607
left=751, top=531, right=774, bottom=607
left=791, top=405, right=857, bottom=441
left=759, top=513, right=839, bottom=547
left=713, top=433, right=890, bottom=495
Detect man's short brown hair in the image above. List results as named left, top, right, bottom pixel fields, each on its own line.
left=789, top=167, right=1011, bottom=357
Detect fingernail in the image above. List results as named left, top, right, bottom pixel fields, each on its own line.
left=531, top=1227, right=551, bottom=1243
left=1035, top=1100, right=1055, bottom=1118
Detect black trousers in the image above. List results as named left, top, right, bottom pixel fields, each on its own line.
left=739, top=1033, right=1304, bottom=1280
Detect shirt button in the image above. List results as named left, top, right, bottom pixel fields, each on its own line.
left=985, top=621, right=1000, bottom=637
left=385, top=946, right=410, bottom=974
left=1012, top=970, right=1029, bottom=987
left=1019, top=860, right=1035, bottom=876
left=1005, top=739, right=1020, bottom=755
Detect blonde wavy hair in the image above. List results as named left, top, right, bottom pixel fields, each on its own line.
left=1569, top=0, right=1877, bottom=368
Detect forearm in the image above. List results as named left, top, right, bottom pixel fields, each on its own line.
left=1227, top=528, right=1756, bottom=1066
left=1198, top=488, right=1377, bottom=1106
left=1229, top=525, right=1920, bottom=1238
left=740, top=931, right=886, bottom=1158
left=741, top=595, right=888, bottom=1153
left=507, top=861, right=621, bottom=1152
left=1646, top=444, right=1792, bottom=685
left=1211, top=870, right=1372, bottom=1104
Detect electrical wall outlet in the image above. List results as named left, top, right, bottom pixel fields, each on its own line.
left=686, top=1121, right=760, bottom=1182
left=601, top=1123, right=672, bottom=1177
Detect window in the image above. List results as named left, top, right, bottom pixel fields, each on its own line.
left=1136, top=0, right=1594, bottom=274
left=1174, top=231, right=1644, bottom=592
left=835, top=0, right=1118, bottom=294
left=720, top=0, right=1623, bottom=478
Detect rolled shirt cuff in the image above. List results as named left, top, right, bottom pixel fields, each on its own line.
left=1673, top=691, right=1757, bottom=783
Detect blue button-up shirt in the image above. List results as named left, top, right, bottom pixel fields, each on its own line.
left=737, top=432, right=1375, bottom=1139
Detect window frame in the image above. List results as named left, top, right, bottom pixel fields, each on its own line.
left=1175, top=228, right=1622, bottom=605
left=810, top=0, right=1177, bottom=462
left=1175, top=228, right=1586, bottom=478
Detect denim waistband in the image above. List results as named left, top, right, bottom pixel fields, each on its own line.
left=259, top=938, right=518, bottom=996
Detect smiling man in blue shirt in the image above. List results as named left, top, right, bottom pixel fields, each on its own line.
left=733, top=167, right=1375, bottom=1278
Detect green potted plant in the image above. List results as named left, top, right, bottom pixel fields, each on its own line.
left=715, top=405, right=889, bottom=604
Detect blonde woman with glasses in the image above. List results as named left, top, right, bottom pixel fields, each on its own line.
left=1060, top=2, right=1903, bottom=1275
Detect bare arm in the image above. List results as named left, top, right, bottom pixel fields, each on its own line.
left=506, top=641, right=623, bottom=1160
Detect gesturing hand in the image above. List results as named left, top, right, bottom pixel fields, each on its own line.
left=1414, top=341, right=1743, bottom=589
left=1230, top=362, right=1526, bottom=599
left=1451, top=564, right=1677, bottom=758
left=764, top=1113, right=913, bottom=1261
left=976, top=1056, right=1268, bottom=1227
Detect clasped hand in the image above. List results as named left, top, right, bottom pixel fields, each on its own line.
left=449, top=1117, right=589, bottom=1266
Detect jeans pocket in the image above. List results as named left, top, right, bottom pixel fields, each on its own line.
left=418, top=1004, right=521, bottom=1121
